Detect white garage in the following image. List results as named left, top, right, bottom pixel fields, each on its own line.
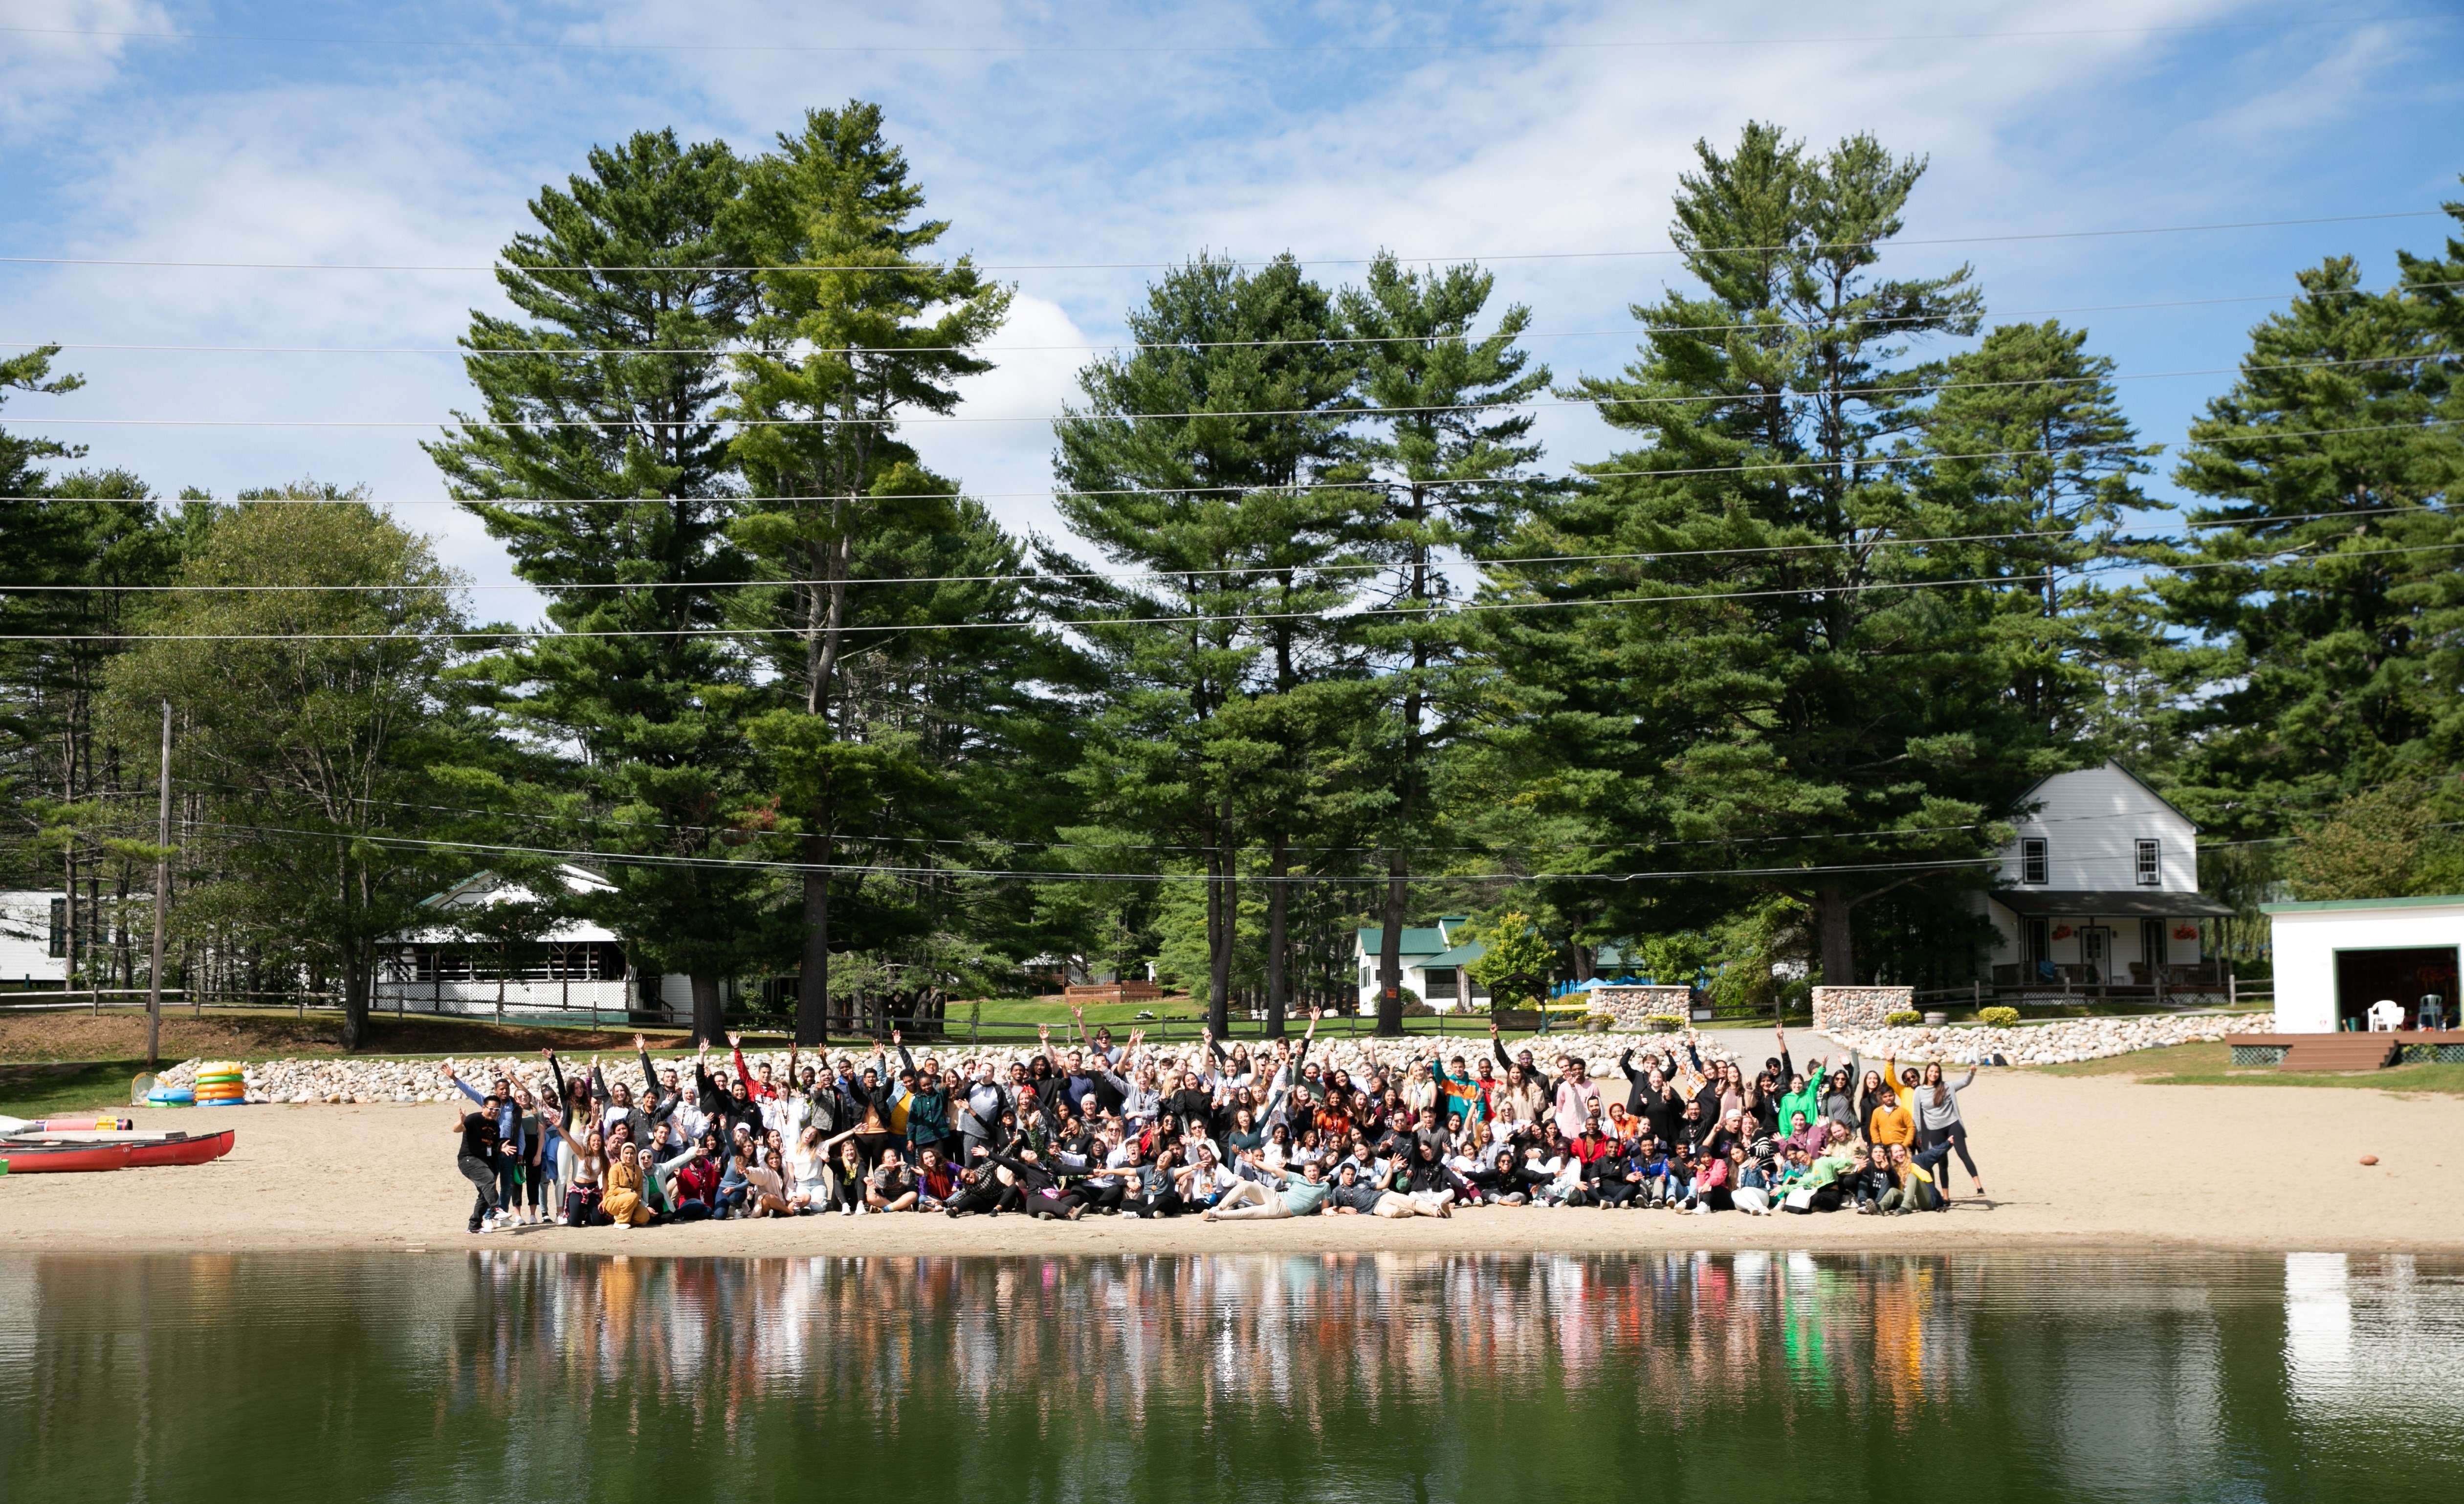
left=2263, top=894, right=2464, bottom=1033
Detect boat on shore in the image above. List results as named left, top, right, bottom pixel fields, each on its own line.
left=1, top=1129, right=235, bottom=1174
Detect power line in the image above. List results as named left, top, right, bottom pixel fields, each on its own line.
left=8, top=541, right=2455, bottom=644
left=10, top=351, right=2440, bottom=430
left=6, top=11, right=2449, bottom=57
left=3, top=211, right=2448, bottom=277
left=18, top=279, right=2464, bottom=356
left=171, top=817, right=2016, bottom=885
left=0, top=413, right=2447, bottom=523
left=157, top=775, right=2276, bottom=859
left=1, top=499, right=2439, bottom=596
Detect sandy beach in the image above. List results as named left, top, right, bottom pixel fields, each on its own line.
left=7, top=1065, right=2459, bottom=1257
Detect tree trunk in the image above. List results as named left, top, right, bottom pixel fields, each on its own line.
left=691, top=973, right=726, bottom=1045
left=1376, top=856, right=1407, bottom=1036
left=795, top=852, right=831, bottom=1047
left=1264, top=832, right=1289, bottom=1038
left=340, top=945, right=370, bottom=1052
left=1815, top=883, right=1856, bottom=988
left=1208, top=803, right=1235, bottom=1037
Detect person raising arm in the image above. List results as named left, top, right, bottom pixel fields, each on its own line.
left=449, top=1092, right=509, bottom=1235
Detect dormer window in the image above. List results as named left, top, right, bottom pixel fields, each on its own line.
left=2135, top=839, right=2160, bottom=886
left=2020, top=838, right=2048, bottom=885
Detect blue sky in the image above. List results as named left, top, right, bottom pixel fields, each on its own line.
left=3, top=0, right=2461, bottom=607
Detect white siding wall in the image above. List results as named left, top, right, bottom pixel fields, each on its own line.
left=374, top=979, right=637, bottom=1017
left=1983, top=900, right=2206, bottom=973
left=2000, top=763, right=2200, bottom=893
left=2267, top=902, right=2464, bottom=1033
left=0, top=891, right=66, bottom=985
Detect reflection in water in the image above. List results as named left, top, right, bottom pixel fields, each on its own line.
left=4, top=1251, right=2463, bottom=1503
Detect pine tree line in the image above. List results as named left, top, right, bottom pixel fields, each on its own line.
left=2, top=113, right=2459, bottom=1046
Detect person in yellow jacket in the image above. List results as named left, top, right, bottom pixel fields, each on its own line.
left=601, top=1141, right=656, bottom=1228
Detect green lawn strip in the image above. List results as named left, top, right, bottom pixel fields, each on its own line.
left=0, top=1061, right=149, bottom=1117
left=2037, top=1041, right=2464, bottom=1095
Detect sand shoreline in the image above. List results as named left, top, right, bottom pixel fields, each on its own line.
left=7, top=1068, right=2459, bottom=1259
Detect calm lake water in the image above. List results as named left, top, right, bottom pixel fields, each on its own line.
left=3, top=1250, right=2460, bottom=1503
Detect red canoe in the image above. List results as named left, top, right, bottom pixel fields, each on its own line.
left=126, top=1130, right=235, bottom=1168
left=0, top=1130, right=234, bottom=1173
left=0, top=1141, right=136, bottom=1173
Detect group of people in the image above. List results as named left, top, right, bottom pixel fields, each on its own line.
left=443, top=1012, right=1985, bottom=1234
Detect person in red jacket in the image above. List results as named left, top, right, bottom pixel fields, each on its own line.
left=728, top=1032, right=777, bottom=1101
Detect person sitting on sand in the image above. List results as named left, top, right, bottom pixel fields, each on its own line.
left=1878, top=1142, right=1941, bottom=1215
left=864, top=1146, right=920, bottom=1213
left=602, top=1141, right=656, bottom=1229
left=1730, top=1147, right=1773, bottom=1216
left=1202, top=1158, right=1333, bottom=1221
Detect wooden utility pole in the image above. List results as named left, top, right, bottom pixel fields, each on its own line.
left=145, top=700, right=170, bottom=1071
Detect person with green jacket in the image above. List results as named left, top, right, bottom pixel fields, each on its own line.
left=1781, top=1148, right=1855, bottom=1213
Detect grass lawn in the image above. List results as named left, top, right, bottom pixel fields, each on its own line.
left=2038, top=1041, right=2464, bottom=1095
left=0, top=1006, right=678, bottom=1068
left=0, top=1061, right=148, bottom=1118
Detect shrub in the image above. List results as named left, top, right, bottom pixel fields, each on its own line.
left=1978, top=1005, right=2020, bottom=1028
left=1884, top=1009, right=1922, bottom=1027
left=1645, top=1014, right=1683, bottom=1034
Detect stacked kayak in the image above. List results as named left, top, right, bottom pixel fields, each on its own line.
left=193, top=1062, right=247, bottom=1107
left=0, top=1128, right=235, bottom=1174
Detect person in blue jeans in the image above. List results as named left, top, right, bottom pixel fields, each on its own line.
left=713, top=1149, right=752, bottom=1219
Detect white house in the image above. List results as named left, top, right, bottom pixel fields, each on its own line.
left=375, top=864, right=686, bottom=1021
left=1353, top=917, right=1487, bottom=1012
left=2261, top=894, right=2462, bottom=1032
left=1980, top=760, right=2234, bottom=989
left=0, top=890, right=67, bottom=988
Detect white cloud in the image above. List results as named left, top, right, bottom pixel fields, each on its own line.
left=0, top=0, right=170, bottom=125
left=906, top=292, right=1092, bottom=547
left=6, top=0, right=2450, bottom=599
left=16, top=70, right=546, bottom=592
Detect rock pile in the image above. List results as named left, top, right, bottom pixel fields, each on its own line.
left=1823, top=1013, right=2234, bottom=1067
left=149, top=1029, right=1738, bottom=1105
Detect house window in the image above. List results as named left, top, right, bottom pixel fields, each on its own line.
left=2135, top=839, right=2160, bottom=886
left=48, top=898, right=66, bottom=958
left=2020, top=838, right=2048, bottom=885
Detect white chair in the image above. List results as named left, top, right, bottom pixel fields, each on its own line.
left=2366, top=999, right=2404, bottom=1032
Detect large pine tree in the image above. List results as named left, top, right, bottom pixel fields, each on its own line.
left=1338, top=255, right=1548, bottom=1031
left=1480, top=124, right=2056, bottom=987
left=1049, top=254, right=1361, bottom=1032
left=424, top=129, right=763, bottom=1042
left=726, top=102, right=1011, bottom=1046
left=2147, top=254, right=2461, bottom=839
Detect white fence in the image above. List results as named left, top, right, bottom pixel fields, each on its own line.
left=373, top=977, right=665, bottom=1022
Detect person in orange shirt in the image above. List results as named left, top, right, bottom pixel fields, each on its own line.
left=1866, top=1087, right=1914, bottom=1150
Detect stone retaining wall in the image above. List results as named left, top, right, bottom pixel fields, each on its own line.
left=1588, top=985, right=1694, bottom=1030
left=1812, top=986, right=1914, bottom=1033
left=1824, top=1013, right=2230, bottom=1065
